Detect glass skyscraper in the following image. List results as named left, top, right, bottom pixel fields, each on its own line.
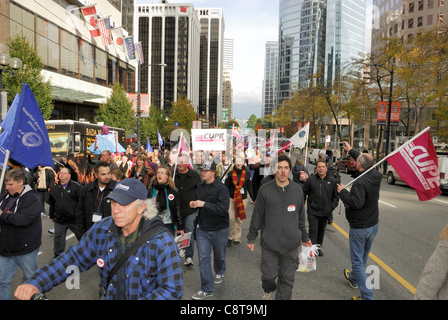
left=278, top=0, right=366, bottom=102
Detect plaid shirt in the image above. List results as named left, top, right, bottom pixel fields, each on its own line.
left=26, top=216, right=183, bottom=300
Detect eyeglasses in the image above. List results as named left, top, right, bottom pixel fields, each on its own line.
left=157, top=172, right=168, bottom=175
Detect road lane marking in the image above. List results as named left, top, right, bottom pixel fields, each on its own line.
left=331, top=222, right=416, bottom=295
left=379, top=200, right=397, bottom=208
left=435, top=199, right=448, bottom=204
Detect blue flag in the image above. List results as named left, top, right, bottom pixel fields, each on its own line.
left=157, top=130, right=163, bottom=147
left=146, top=136, right=153, bottom=153
left=0, top=94, right=20, bottom=167
left=5, top=83, right=53, bottom=169
left=124, top=36, right=136, bottom=60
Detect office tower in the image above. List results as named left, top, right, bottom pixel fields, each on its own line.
left=371, top=0, right=448, bottom=55
left=196, top=8, right=225, bottom=126
left=135, top=2, right=201, bottom=112
left=222, top=38, right=233, bottom=121
left=278, top=0, right=366, bottom=102
left=262, top=41, right=278, bottom=118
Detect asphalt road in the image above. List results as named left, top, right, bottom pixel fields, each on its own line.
left=10, top=150, right=448, bottom=300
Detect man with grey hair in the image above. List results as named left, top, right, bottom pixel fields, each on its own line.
left=15, top=178, right=183, bottom=300
left=337, top=142, right=382, bottom=300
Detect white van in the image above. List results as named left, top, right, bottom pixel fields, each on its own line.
left=308, top=149, right=326, bottom=164
left=438, top=152, right=448, bottom=192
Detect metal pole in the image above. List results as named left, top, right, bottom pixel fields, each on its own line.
left=383, top=68, right=394, bottom=175
left=137, top=64, right=142, bottom=153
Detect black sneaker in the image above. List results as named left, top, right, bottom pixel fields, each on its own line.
left=343, top=268, right=358, bottom=289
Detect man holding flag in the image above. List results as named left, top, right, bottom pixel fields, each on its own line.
left=337, top=141, right=381, bottom=301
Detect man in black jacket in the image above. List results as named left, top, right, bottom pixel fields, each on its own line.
left=337, top=142, right=382, bottom=300
left=189, top=160, right=230, bottom=300
left=0, top=169, right=41, bottom=300
left=48, top=167, right=82, bottom=258
left=174, top=153, right=202, bottom=266
left=77, top=161, right=116, bottom=236
left=303, top=159, right=339, bottom=256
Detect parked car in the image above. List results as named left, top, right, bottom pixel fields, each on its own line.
left=336, top=154, right=358, bottom=174
left=387, top=152, right=448, bottom=190
left=386, top=165, right=403, bottom=185
left=438, top=152, right=448, bottom=192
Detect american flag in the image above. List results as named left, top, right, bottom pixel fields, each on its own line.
left=98, top=17, right=112, bottom=46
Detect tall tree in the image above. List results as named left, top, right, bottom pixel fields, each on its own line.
left=96, top=83, right=135, bottom=133
left=166, top=95, right=197, bottom=131
left=2, top=33, right=53, bottom=119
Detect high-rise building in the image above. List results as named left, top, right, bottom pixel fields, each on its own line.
left=196, top=8, right=225, bottom=126
left=278, top=0, right=366, bottom=102
left=262, top=41, right=278, bottom=118
left=370, top=0, right=448, bottom=55
left=222, top=38, right=233, bottom=122
left=135, top=1, right=201, bottom=112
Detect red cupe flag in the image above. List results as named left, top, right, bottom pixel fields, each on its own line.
left=386, top=128, right=442, bottom=201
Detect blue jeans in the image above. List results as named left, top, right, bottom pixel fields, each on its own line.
left=184, top=212, right=197, bottom=259
left=0, top=248, right=40, bottom=300
left=196, top=226, right=228, bottom=293
left=349, top=224, right=378, bottom=300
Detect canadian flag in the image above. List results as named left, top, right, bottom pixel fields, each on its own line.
left=81, top=6, right=101, bottom=38
left=386, top=128, right=442, bottom=201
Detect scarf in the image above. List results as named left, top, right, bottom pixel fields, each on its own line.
left=152, top=182, right=170, bottom=212
left=232, top=169, right=246, bottom=220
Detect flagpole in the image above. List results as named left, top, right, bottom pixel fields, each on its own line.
left=344, top=127, right=430, bottom=188
left=172, top=132, right=183, bottom=181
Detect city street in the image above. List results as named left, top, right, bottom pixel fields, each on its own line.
left=10, top=151, right=448, bottom=300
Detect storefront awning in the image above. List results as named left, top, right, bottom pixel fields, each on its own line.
left=51, top=85, right=106, bottom=103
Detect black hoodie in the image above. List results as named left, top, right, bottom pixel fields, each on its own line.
left=0, top=185, right=42, bottom=256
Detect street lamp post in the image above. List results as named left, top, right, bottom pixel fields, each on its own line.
left=0, top=43, right=22, bottom=121
left=367, top=62, right=394, bottom=175
left=136, top=63, right=166, bottom=152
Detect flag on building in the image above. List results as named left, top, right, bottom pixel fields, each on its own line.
left=135, top=42, right=144, bottom=64
left=81, top=5, right=101, bottom=38
left=98, top=17, right=112, bottom=46
left=111, top=27, right=125, bottom=52
left=290, top=122, right=309, bottom=149
left=386, top=127, right=442, bottom=201
left=124, top=36, right=136, bottom=60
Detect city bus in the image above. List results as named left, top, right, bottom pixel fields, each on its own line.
left=45, top=120, right=125, bottom=184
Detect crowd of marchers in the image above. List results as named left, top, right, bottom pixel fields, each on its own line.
left=2, top=143, right=446, bottom=300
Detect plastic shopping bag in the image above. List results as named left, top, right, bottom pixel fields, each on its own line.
left=297, top=244, right=320, bottom=273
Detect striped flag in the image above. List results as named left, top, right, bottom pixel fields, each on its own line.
left=81, top=5, right=100, bottom=38
left=135, top=42, right=144, bottom=64
left=98, top=17, right=112, bottom=46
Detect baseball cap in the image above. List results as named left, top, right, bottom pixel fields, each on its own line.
left=106, top=178, right=147, bottom=206
left=201, top=160, right=217, bottom=171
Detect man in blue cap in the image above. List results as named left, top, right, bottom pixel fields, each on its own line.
left=14, top=179, right=183, bottom=300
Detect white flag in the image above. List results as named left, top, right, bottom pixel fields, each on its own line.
left=290, top=123, right=309, bottom=149
left=111, top=27, right=125, bottom=52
